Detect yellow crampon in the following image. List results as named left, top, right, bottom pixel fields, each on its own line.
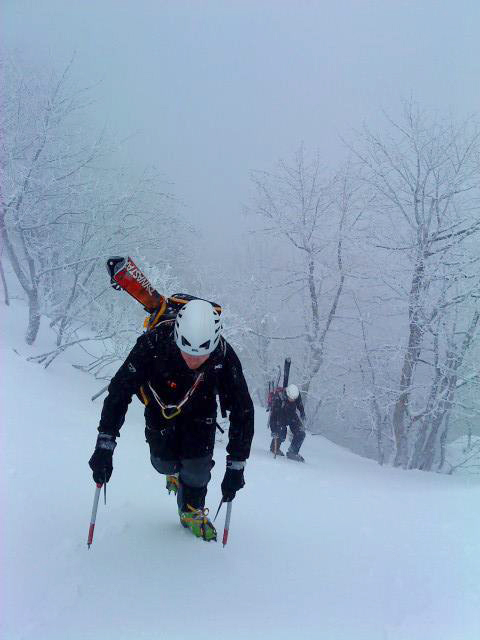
left=166, top=474, right=179, bottom=495
left=179, top=505, right=217, bottom=542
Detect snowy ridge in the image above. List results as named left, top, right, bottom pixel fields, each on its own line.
left=1, top=301, right=480, bottom=640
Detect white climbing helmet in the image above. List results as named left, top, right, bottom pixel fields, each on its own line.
left=286, top=384, right=299, bottom=401
left=174, top=299, right=222, bottom=356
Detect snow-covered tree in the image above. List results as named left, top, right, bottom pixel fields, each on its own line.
left=248, top=146, right=363, bottom=422
left=351, top=102, right=480, bottom=470
left=1, top=57, right=189, bottom=355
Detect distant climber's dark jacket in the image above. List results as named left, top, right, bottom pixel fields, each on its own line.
left=270, top=392, right=305, bottom=431
left=98, top=321, right=254, bottom=461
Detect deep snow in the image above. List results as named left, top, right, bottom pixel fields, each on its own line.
left=1, top=300, right=480, bottom=640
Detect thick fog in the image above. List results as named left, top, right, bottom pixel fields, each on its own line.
left=4, top=0, right=479, bottom=243
left=2, top=1, right=480, bottom=469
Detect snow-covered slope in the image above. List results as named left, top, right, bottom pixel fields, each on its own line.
left=2, top=301, right=480, bottom=640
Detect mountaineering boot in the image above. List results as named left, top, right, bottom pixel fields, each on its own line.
left=166, top=473, right=179, bottom=495
left=179, top=505, right=217, bottom=541
left=270, top=438, right=284, bottom=456
left=286, top=450, right=305, bottom=462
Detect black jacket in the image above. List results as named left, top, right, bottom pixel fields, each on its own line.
left=270, top=391, right=305, bottom=428
left=98, top=321, right=254, bottom=461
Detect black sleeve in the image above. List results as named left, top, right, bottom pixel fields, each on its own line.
left=220, top=343, right=254, bottom=461
left=270, top=393, right=282, bottom=432
left=98, top=332, right=156, bottom=437
left=296, top=394, right=306, bottom=420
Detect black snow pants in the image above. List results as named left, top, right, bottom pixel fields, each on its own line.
left=145, top=416, right=216, bottom=512
left=271, top=414, right=305, bottom=454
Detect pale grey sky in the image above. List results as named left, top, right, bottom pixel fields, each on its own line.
left=3, top=0, right=480, bottom=244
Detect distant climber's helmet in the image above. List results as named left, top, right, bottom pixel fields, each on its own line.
left=286, top=384, right=299, bottom=401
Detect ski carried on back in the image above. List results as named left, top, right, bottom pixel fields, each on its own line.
left=106, top=256, right=221, bottom=331
left=267, top=357, right=291, bottom=412
left=107, top=256, right=164, bottom=312
left=91, top=256, right=222, bottom=402
left=283, top=357, right=291, bottom=388
left=267, top=357, right=291, bottom=458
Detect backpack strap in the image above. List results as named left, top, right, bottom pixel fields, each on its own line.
left=214, top=337, right=229, bottom=419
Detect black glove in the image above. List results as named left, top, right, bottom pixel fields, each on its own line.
left=88, top=433, right=117, bottom=484
left=221, top=458, right=245, bottom=502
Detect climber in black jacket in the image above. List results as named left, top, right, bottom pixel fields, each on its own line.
left=88, top=299, right=254, bottom=541
left=269, top=384, right=306, bottom=462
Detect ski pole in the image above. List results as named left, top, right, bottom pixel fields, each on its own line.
left=87, top=483, right=103, bottom=549
left=91, top=384, right=109, bottom=402
left=222, top=501, right=232, bottom=547
left=213, top=497, right=224, bottom=522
